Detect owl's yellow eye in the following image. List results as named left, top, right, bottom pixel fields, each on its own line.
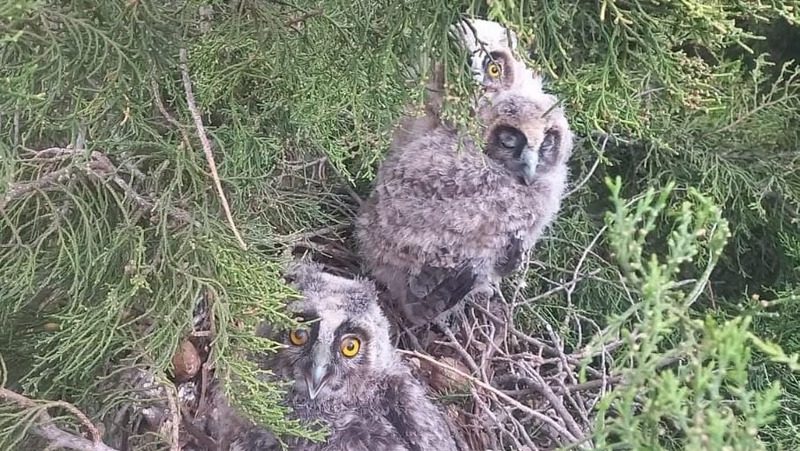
left=289, top=328, right=308, bottom=346
left=487, top=62, right=502, bottom=79
left=340, top=336, right=361, bottom=358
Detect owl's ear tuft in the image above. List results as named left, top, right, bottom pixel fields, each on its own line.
left=284, top=259, right=324, bottom=290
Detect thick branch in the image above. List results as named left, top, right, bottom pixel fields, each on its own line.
left=0, top=387, right=118, bottom=451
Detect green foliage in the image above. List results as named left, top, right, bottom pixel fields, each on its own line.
left=589, top=178, right=782, bottom=449
left=0, top=0, right=476, bottom=447
left=1, top=0, right=799, bottom=449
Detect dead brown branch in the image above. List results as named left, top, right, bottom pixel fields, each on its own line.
left=163, top=382, right=181, bottom=451
left=1, top=147, right=193, bottom=225
left=0, top=387, right=118, bottom=451
left=179, top=48, right=248, bottom=250
left=150, top=78, right=193, bottom=150
left=400, top=349, right=582, bottom=445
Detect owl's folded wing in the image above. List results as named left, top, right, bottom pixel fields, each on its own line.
left=494, top=235, right=524, bottom=277
left=402, top=263, right=477, bottom=325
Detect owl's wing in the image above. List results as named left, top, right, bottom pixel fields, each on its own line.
left=383, top=374, right=458, bottom=451
left=494, top=235, right=524, bottom=277
left=402, top=263, right=477, bottom=325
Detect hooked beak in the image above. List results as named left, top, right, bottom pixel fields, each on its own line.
left=519, top=146, right=538, bottom=186
left=304, top=363, right=331, bottom=401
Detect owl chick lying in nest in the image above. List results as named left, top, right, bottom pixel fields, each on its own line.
left=219, top=261, right=460, bottom=451
left=355, top=48, right=574, bottom=327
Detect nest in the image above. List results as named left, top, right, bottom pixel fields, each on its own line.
left=286, top=226, right=611, bottom=450
left=103, top=155, right=614, bottom=450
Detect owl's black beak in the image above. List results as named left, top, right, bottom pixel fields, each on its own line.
left=519, top=146, right=538, bottom=186
left=305, top=363, right=331, bottom=401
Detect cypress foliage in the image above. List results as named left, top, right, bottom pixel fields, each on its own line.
left=1, top=0, right=799, bottom=449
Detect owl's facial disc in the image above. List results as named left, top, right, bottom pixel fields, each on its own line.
left=489, top=124, right=562, bottom=185
left=490, top=125, right=536, bottom=185
left=290, top=314, right=371, bottom=403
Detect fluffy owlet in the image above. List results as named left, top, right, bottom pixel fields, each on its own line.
left=229, top=262, right=460, bottom=451
left=355, top=49, right=573, bottom=326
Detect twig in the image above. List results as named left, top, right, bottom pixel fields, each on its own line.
left=179, top=48, right=247, bottom=250
left=0, top=167, right=73, bottom=211
left=150, top=78, right=193, bottom=150
left=284, top=8, right=323, bottom=30
left=713, top=96, right=795, bottom=136
left=13, top=110, right=20, bottom=148
left=510, top=269, right=600, bottom=308
left=87, top=151, right=194, bottom=225
left=3, top=147, right=194, bottom=225
left=682, top=223, right=719, bottom=309
left=562, top=376, right=623, bottom=394
left=0, top=387, right=118, bottom=451
left=398, top=350, right=581, bottom=445
left=564, top=133, right=608, bottom=199
left=527, top=369, right=584, bottom=440
left=162, top=383, right=181, bottom=451
left=437, top=321, right=480, bottom=374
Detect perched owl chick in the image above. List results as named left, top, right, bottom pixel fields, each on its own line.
left=356, top=49, right=573, bottom=326
left=232, top=261, right=459, bottom=451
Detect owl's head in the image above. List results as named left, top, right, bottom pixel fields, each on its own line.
left=479, top=61, right=573, bottom=186
left=452, top=18, right=519, bottom=85
left=275, top=261, right=394, bottom=404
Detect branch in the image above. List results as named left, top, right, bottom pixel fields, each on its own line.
left=179, top=48, right=248, bottom=250
left=0, top=167, right=73, bottom=211
left=163, top=381, right=181, bottom=451
left=2, top=147, right=194, bottom=226
left=0, top=387, right=118, bottom=451
left=150, top=78, right=193, bottom=151
left=398, top=350, right=583, bottom=445
left=284, top=9, right=323, bottom=31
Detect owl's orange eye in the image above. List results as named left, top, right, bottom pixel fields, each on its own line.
left=487, top=62, right=502, bottom=79
left=340, top=336, right=361, bottom=358
left=289, top=328, right=308, bottom=346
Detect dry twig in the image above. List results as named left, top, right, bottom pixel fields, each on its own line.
left=150, top=78, right=193, bottom=150
left=2, top=147, right=194, bottom=225
left=179, top=48, right=248, bottom=250
left=399, top=350, right=583, bottom=445
left=162, top=381, right=182, bottom=451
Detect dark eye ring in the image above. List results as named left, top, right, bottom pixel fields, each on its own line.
left=539, top=129, right=560, bottom=157
left=495, top=126, right=527, bottom=151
